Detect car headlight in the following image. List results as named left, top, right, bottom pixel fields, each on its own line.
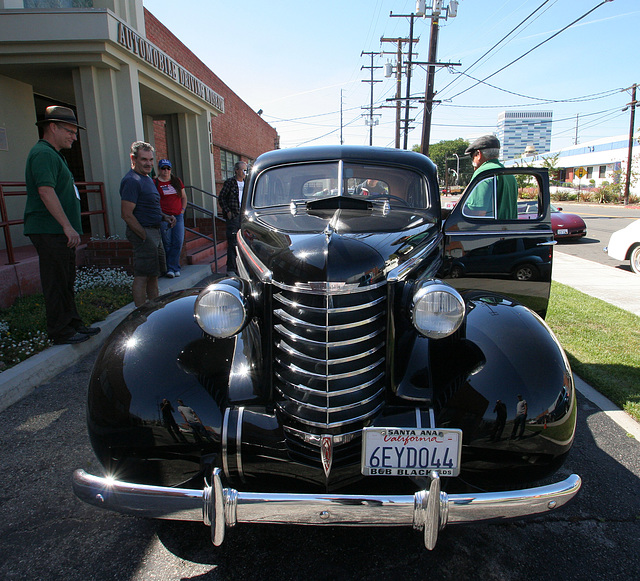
left=195, top=280, right=248, bottom=338
left=412, top=281, right=465, bottom=339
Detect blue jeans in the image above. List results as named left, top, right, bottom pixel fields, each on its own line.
left=160, top=213, right=184, bottom=273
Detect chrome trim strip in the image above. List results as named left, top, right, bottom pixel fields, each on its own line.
left=73, top=470, right=582, bottom=551
left=276, top=386, right=386, bottom=413
left=415, top=408, right=422, bottom=428
left=236, top=406, right=245, bottom=482
left=222, top=408, right=230, bottom=479
left=275, top=400, right=385, bottom=429
left=274, top=308, right=384, bottom=331
left=237, top=232, right=272, bottom=283
left=274, top=370, right=384, bottom=397
left=429, top=408, right=436, bottom=428
left=273, top=292, right=385, bottom=313
left=276, top=339, right=384, bottom=366
left=277, top=358, right=384, bottom=382
left=447, top=229, right=554, bottom=237
left=272, top=279, right=386, bottom=295
left=274, top=324, right=384, bottom=347
left=386, top=235, right=440, bottom=281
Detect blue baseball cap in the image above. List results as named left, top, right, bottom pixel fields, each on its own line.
left=158, top=159, right=172, bottom=169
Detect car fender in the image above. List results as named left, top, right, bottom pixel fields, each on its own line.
left=448, top=292, right=576, bottom=454
left=87, top=289, right=237, bottom=484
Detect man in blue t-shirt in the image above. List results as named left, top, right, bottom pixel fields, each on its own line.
left=120, top=141, right=175, bottom=306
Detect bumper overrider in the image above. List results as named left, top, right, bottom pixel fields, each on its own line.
left=73, top=468, right=581, bottom=550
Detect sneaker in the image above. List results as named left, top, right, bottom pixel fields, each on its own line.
left=166, top=271, right=175, bottom=278
left=53, top=332, right=90, bottom=345
left=76, top=325, right=101, bottom=336
left=174, top=271, right=181, bottom=277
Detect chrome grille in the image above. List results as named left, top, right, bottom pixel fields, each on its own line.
left=272, top=281, right=387, bottom=435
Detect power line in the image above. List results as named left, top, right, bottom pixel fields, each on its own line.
left=437, top=0, right=556, bottom=98
left=446, top=0, right=615, bottom=102
left=441, top=72, right=622, bottom=104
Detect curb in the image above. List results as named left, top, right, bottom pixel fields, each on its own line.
left=0, top=264, right=211, bottom=413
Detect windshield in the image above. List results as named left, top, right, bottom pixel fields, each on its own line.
left=253, top=162, right=430, bottom=210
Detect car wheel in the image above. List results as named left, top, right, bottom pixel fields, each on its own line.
left=450, top=265, right=463, bottom=278
left=630, top=245, right=640, bottom=274
left=513, top=263, right=538, bottom=281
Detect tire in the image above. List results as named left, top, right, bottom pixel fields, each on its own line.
left=450, top=265, right=464, bottom=278
left=630, top=245, right=640, bottom=275
left=513, top=263, right=538, bottom=281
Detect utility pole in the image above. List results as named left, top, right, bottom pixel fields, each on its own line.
left=340, top=89, right=344, bottom=145
left=389, top=12, right=420, bottom=149
left=623, top=83, right=638, bottom=206
left=419, top=1, right=459, bottom=156
left=361, top=51, right=382, bottom=145
left=380, top=36, right=419, bottom=148
left=574, top=114, right=579, bottom=145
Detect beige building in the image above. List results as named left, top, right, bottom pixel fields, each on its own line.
left=0, top=0, right=276, bottom=248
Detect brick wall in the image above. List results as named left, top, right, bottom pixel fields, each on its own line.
left=85, top=239, right=135, bottom=273
left=144, top=9, right=279, bottom=193
left=153, top=119, right=168, bottom=160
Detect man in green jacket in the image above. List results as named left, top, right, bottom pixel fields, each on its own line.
left=24, top=106, right=100, bottom=345
left=464, top=135, right=518, bottom=220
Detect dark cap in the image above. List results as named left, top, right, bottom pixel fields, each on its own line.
left=158, top=159, right=172, bottom=169
left=465, top=134, right=500, bottom=155
left=36, top=106, right=85, bottom=130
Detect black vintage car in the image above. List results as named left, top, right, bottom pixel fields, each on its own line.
left=74, top=146, right=580, bottom=550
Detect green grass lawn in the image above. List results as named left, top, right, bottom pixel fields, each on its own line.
left=547, top=282, right=640, bottom=422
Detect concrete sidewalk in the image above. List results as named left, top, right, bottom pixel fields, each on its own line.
left=0, top=264, right=212, bottom=412
left=553, top=251, right=640, bottom=317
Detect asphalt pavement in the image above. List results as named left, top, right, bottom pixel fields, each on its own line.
left=1, top=254, right=639, bottom=439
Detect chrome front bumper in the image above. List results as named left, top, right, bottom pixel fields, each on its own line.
left=73, top=469, right=581, bottom=550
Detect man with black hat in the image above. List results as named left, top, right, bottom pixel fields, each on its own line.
left=24, top=105, right=101, bottom=345
left=464, top=135, right=518, bottom=220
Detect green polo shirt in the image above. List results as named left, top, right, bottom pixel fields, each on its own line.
left=24, top=139, right=82, bottom=235
left=466, top=158, right=518, bottom=220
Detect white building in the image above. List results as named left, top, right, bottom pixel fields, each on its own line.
left=504, top=134, right=639, bottom=196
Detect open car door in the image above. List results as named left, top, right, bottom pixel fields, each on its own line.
left=441, top=168, right=554, bottom=317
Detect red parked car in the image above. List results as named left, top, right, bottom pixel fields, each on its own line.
left=551, top=204, right=587, bottom=241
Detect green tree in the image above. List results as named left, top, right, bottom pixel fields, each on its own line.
left=541, top=153, right=561, bottom=183
left=414, top=138, right=472, bottom=188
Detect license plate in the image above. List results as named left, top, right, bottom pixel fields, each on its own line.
left=361, top=427, right=462, bottom=477
left=557, top=228, right=568, bottom=235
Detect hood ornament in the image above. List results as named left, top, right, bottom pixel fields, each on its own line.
left=324, top=223, right=334, bottom=243
left=321, top=434, right=333, bottom=478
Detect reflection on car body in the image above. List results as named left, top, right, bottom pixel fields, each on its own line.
left=74, top=146, right=580, bottom=551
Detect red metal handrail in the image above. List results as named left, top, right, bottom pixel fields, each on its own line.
left=0, top=181, right=109, bottom=265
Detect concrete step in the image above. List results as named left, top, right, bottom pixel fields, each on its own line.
left=186, top=240, right=227, bottom=266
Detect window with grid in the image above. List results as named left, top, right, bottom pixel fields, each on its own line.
left=220, top=150, right=240, bottom=180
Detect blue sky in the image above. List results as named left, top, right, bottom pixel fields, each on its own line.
left=143, top=0, right=638, bottom=153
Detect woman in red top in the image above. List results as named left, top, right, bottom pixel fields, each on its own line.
left=155, top=159, right=187, bottom=277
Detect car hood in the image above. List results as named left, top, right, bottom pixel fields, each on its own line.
left=551, top=211, right=585, bottom=228
left=240, top=201, right=440, bottom=286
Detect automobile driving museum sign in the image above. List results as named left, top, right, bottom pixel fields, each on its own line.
left=117, top=22, right=225, bottom=113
